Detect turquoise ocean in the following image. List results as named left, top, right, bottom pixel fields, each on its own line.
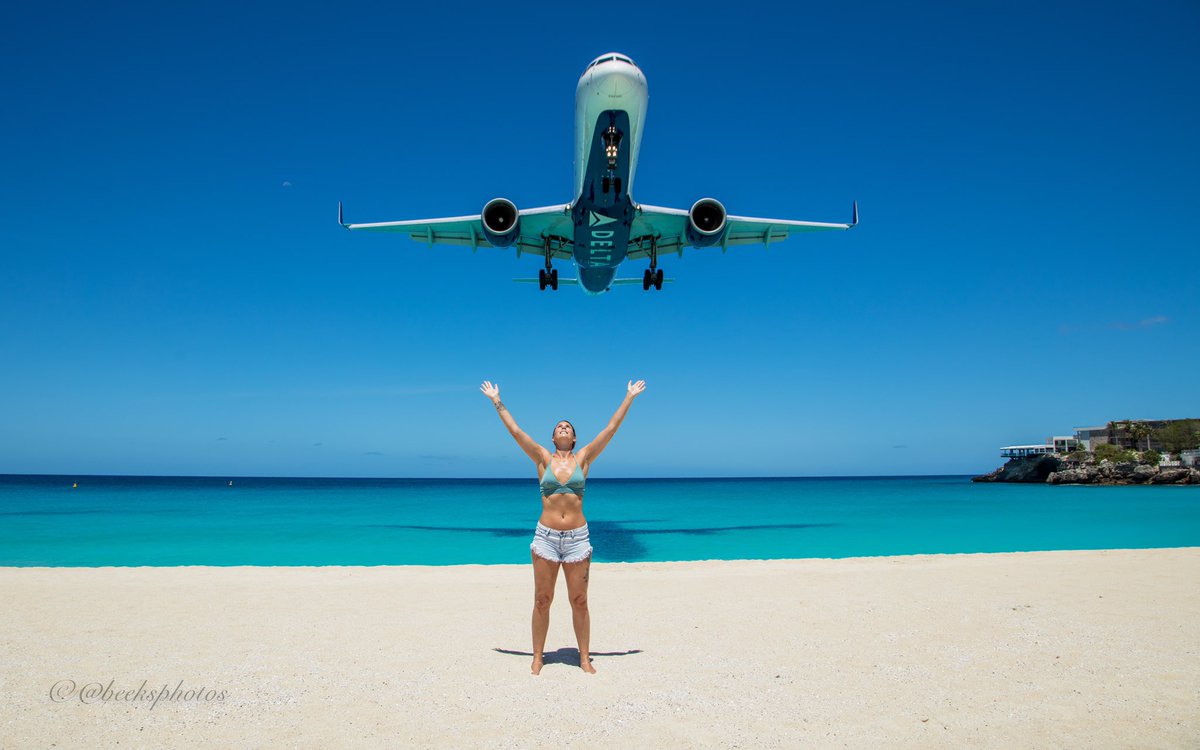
left=1, top=474, right=1197, bottom=566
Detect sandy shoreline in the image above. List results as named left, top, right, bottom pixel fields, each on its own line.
left=2, top=549, right=1197, bottom=748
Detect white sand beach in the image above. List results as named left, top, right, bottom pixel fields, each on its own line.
left=2, top=548, right=1197, bottom=748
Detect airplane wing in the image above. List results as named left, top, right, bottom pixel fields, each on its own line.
left=339, top=203, right=576, bottom=260
left=626, top=202, right=857, bottom=260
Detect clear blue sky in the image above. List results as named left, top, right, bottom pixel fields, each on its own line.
left=2, top=1, right=1197, bottom=477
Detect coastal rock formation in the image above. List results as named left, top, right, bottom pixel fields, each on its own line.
left=1150, top=468, right=1196, bottom=484
left=972, top=455, right=1062, bottom=483
left=974, top=451, right=1200, bottom=484
left=976, top=456, right=1200, bottom=485
left=1046, top=463, right=1199, bottom=485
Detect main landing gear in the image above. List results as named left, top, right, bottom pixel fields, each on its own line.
left=642, top=237, right=663, bottom=291
left=539, top=238, right=558, bottom=291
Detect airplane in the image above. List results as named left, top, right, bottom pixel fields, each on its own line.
left=339, top=52, right=857, bottom=295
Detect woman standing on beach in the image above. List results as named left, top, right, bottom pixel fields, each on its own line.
left=481, top=379, right=646, bottom=675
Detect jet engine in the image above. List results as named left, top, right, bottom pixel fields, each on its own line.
left=481, top=198, right=521, bottom=247
left=686, top=198, right=727, bottom=247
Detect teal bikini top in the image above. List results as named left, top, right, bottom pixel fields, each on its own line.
left=540, top=458, right=585, bottom=496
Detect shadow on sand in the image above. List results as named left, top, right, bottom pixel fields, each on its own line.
left=493, top=646, right=643, bottom=668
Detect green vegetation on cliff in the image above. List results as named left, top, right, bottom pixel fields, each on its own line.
left=1155, top=420, right=1200, bottom=455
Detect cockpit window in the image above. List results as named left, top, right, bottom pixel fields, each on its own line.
left=587, top=54, right=634, bottom=71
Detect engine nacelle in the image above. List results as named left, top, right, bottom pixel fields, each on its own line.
left=481, top=198, right=521, bottom=247
left=686, top=198, right=727, bottom=247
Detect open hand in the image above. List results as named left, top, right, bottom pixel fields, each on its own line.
left=627, top=380, right=646, bottom=398
left=480, top=380, right=500, bottom=403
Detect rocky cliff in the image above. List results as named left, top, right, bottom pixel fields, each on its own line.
left=973, top=455, right=1200, bottom=485
left=972, top=455, right=1062, bottom=483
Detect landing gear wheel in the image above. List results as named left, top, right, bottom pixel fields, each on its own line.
left=654, top=268, right=664, bottom=290
left=538, top=269, right=548, bottom=291
left=642, top=269, right=652, bottom=291
left=602, top=177, right=610, bottom=194
left=550, top=269, right=559, bottom=290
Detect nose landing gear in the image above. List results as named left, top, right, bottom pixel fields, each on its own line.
left=601, top=125, right=624, bottom=195
left=603, top=125, right=622, bottom=170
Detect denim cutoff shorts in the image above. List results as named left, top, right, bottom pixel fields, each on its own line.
left=531, top=522, right=592, bottom=563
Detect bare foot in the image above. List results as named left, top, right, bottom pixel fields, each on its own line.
left=580, top=656, right=596, bottom=674
left=531, top=656, right=544, bottom=675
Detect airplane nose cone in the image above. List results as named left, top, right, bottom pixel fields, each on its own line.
left=594, top=70, right=633, bottom=98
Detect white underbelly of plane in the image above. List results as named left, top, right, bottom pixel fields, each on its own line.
left=574, top=66, right=647, bottom=201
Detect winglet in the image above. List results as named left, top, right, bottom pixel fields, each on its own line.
left=338, top=201, right=349, bottom=229
left=850, top=201, right=859, bottom=228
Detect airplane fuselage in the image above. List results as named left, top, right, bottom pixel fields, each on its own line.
left=571, top=53, right=648, bottom=294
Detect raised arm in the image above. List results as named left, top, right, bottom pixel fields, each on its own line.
left=480, top=381, right=548, bottom=465
left=578, top=380, right=646, bottom=468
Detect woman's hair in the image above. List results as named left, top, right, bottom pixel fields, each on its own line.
left=552, top=420, right=576, bottom=449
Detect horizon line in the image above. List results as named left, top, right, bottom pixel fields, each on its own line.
left=0, top=472, right=979, bottom=481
